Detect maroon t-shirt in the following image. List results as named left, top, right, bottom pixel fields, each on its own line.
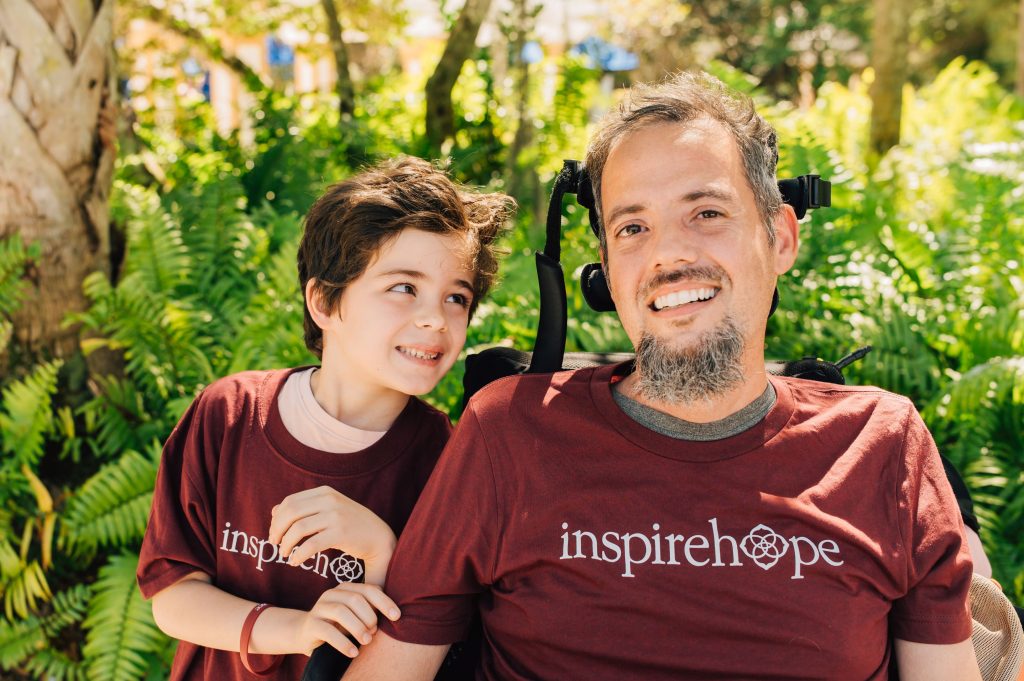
left=137, top=368, right=451, bottom=681
left=382, top=363, right=973, bottom=680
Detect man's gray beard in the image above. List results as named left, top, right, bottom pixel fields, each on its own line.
left=633, top=317, right=746, bottom=405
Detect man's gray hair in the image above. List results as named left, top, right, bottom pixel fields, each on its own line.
left=584, top=71, right=783, bottom=249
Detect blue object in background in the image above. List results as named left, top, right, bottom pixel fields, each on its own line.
left=520, top=41, right=544, bottom=65
left=570, top=36, right=639, bottom=72
left=266, top=36, right=295, bottom=67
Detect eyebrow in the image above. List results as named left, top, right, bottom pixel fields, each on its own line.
left=377, top=269, right=474, bottom=293
left=605, top=188, right=737, bottom=228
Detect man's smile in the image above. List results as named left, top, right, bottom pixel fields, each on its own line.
left=651, top=287, right=719, bottom=311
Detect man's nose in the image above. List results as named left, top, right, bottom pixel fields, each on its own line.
left=651, top=224, right=700, bottom=269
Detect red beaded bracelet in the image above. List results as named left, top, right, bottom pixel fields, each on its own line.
left=240, top=603, right=284, bottom=676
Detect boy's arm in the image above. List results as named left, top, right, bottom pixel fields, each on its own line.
left=343, top=631, right=449, bottom=680
left=150, top=572, right=400, bottom=658
left=894, top=639, right=982, bottom=681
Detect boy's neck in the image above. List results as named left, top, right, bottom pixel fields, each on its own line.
left=309, top=364, right=410, bottom=432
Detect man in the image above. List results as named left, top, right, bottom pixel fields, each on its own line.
left=344, top=72, right=981, bottom=680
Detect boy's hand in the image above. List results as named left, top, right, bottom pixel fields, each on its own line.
left=268, top=486, right=397, bottom=584
left=294, top=583, right=401, bottom=658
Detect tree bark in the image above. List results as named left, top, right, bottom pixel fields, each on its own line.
left=868, top=0, right=911, bottom=155
left=425, top=0, right=493, bottom=152
left=1017, top=0, right=1024, bottom=98
left=0, top=0, right=117, bottom=359
left=320, top=0, right=356, bottom=118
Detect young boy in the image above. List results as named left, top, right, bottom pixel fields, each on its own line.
left=136, top=157, right=513, bottom=680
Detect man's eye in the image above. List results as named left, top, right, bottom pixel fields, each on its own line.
left=389, top=284, right=415, bottom=295
left=617, top=223, right=645, bottom=237
left=446, top=293, right=471, bottom=308
left=698, top=210, right=722, bottom=219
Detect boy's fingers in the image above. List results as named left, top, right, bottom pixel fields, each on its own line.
left=268, top=502, right=318, bottom=545
left=279, top=516, right=324, bottom=557
left=328, top=589, right=380, bottom=630
left=339, top=583, right=401, bottom=621
left=320, top=605, right=374, bottom=646
left=288, top=533, right=334, bottom=566
left=313, top=620, right=359, bottom=658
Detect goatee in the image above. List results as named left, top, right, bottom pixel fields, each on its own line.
left=633, top=317, right=745, bottom=404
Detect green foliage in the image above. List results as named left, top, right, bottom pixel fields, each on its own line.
left=61, top=446, right=160, bottom=560
left=83, top=554, right=165, bottom=681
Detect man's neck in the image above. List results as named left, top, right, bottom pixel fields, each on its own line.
left=615, top=364, right=771, bottom=424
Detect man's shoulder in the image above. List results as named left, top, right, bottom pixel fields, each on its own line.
left=464, top=365, right=603, bottom=418
left=776, top=375, right=917, bottom=423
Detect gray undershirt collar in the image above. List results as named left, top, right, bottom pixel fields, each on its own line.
left=612, top=381, right=777, bottom=442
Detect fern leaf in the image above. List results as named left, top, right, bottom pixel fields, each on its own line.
left=0, top=361, right=62, bottom=468
left=62, top=448, right=159, bottom=558
left=0, top=613, right=46, bottom=670
left=83, top=554, right=166, bottom=681
left=23, top=647, right=89, bottom=681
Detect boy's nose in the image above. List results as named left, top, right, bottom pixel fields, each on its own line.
left=415, top=303, right=447, bottom=331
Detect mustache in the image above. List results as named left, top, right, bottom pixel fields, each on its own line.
left=638, top=265, right=731, bottom=301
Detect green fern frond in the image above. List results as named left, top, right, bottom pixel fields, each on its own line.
left=83, top=553, right=166, bottom=681
left=42, top=584, right=91, bottom=637
left=2, top=559, right=51, bottom=620
left=0, top=612, right=46, bottom=670
left=117, top=181, right=191, bottom=295
left=0, top=234, right=35, bottom=318
left=62, top=448, right=159, bottom=558
left=80, top=376, right=161, bottom=460
left=23, top=647, right=89, bottom=681
left=0, top=360, right=62, bottom=468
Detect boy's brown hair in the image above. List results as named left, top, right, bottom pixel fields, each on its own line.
left=298, top=157, right=515, bottom=359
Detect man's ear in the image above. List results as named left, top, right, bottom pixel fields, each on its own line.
left=771, top=204, right=800, bottom=275
left=304, top=279, right=341, bottom=328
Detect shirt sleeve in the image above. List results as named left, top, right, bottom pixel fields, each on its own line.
left=136, top=392, right=219, bottom=599
left=379, top=407, right=501, bottom=645
left=890, top=403, right=974, bottom=644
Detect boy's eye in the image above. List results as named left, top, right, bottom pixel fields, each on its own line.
left=446, top=293, right=471, bottom=308
left=389, top=283, right=415, bottom=295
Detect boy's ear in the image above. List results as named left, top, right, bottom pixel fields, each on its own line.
left=304, top=279, right=340, bottom=328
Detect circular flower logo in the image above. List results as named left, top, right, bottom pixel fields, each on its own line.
left=740, top=524, right=789, bottom=571
left=329, top=552, right=365, bottom=583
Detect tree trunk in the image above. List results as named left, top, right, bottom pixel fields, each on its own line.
left=320, top=0, right=356, bottom=118
left=1017, top=0, right=1024, bottom=98
left=868, top=0, right=911, bottom=155
left=425, top=0, right=493, bottom=152
left=0, top=0, right=117, bottom=359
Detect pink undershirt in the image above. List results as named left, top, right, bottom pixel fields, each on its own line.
left=277, top=368, right=387, bottom=453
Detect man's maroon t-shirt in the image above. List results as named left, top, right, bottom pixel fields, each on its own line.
left=137, top=368, right=451, bottom=681
left=381, top=363, right=973, bottom=680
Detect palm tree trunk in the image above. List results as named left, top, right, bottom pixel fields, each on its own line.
left=425, top=0, right=493, bottom=152
left=0, top=0, right=117, bottom=359
left=320, top=0, right=355, bottom=118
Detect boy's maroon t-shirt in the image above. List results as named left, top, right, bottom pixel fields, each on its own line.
left=381, top=364, right=973, bottom=680
left=137, top=368, right=451, bottom=681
